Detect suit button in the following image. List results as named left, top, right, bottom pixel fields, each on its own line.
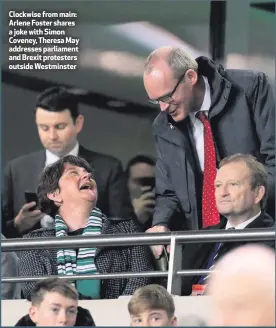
left=224, top=95, right=228, bottom=100
left=226, top=84, right=230, bottom=88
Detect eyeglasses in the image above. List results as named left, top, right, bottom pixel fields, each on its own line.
left=148, top=72, right=186, bottom=105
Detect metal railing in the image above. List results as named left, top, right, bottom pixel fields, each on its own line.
left=2, top=228, right=274, bottom=295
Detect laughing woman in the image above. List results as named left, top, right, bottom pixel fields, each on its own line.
left=19, top=155, right=154, bottom=300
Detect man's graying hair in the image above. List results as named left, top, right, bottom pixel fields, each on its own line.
left=144, top=47, right=198, bottom=79
left=219, top=153, right=268, bottom=209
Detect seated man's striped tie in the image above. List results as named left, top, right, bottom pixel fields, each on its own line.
left=198, top=227, right=235, bottom=284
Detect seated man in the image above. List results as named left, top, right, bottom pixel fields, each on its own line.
left=15, top=278, right=95, bottom=326
left=181, top=153, right=275, bottom=296
left=19, top=155, right=154, bottom=300
left=128, top=284, right=177, bottom=326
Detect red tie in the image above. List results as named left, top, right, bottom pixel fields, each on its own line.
left=197, top=112, right=220, bottom=228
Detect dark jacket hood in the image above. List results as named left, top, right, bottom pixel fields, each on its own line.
left=196, top=56, right=226, bottom=80
left=15, top=306, right=96, bottom=326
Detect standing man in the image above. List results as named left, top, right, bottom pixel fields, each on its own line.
left=143, top=46, right=275, bottom=256
left=2, top=86, right=134, bottom=238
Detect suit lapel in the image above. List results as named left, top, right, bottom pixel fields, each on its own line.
left=78, top=145, right=95, bottom=162
left=160, top=118, right=199, bottom=175
left=245, top=212, right=270, bottom=228
left=78, top=145, right=87, bottom=158
left=32, top=151, right=46, bottom=190
left=155, top=112, right=204, bottom=179
left=183, top=117, right=202, bottom=176
left=218, top=213, right=272, bottom=259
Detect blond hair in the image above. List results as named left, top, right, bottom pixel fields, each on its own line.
left=128, top=284, right=175, bottom=318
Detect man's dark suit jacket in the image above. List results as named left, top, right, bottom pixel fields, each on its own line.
left=2, top=145, right=134, bottom=238
left=181, top=212, right=275, bottom=296
left=15, top=306, right=96, bottom=326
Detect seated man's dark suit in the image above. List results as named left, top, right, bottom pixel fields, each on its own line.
left=2, top=145, right=134, bottom=238
left=181, top=211, right=275, bottom=296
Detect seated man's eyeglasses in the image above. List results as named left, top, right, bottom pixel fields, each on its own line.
left=148, top=72, right=186, bottom=105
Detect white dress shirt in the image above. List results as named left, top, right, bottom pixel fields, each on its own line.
left=225, top=211, right=261, bottom=230
left=45, top=142, right=79, bottom=167
left=189, top=76, right=211, bottom=172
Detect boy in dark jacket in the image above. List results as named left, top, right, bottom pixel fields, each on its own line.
left=15, top=278, right=95, bottom=326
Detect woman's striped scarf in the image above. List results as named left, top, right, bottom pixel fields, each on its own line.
left=55, top=207, right=103, bottom=279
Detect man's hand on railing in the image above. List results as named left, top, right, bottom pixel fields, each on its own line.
left=146, top=225, right=170, bottom=258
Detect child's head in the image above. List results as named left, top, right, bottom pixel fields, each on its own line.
left=29, top=278, right=78, bottom=327
left=128, top=284, right=177, bottom=326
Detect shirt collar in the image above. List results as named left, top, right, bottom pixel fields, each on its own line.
left=225, top=211, right=261, bottom=230
left=45, top=142, right=79, bottom=167
left=189, top=76, right=211, bottom=126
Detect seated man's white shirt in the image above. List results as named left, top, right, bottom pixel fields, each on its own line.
left=225, top=211, right=261, bottom=230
